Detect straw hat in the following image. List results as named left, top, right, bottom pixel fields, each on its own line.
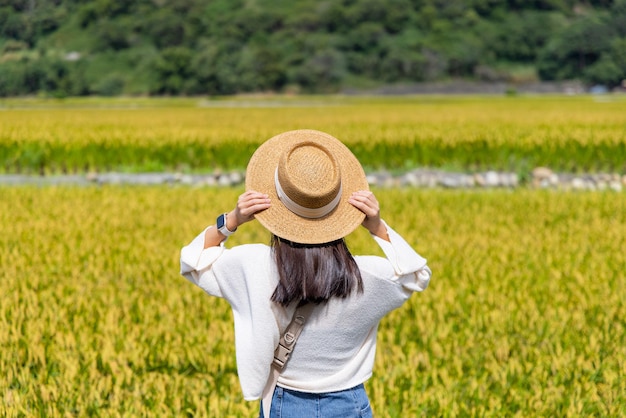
left=245, top=129, right=369, bottom=244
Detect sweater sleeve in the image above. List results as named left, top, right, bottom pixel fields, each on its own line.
left=371, top=220, right=432, bottom=292
left=179, top=226, right=226, bottom=297
left=179, top=230, right=279, bottom=400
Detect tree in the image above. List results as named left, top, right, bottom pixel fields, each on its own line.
left=93, top=19, right=132, bottom=51
left=0, top=6, right=29, bottom=42
left=537, top=13, right=614, bottom=80
left=378, top=29, right=426, bottom=81
left=235, top=44, right=287, bottom=92
left=583, top=55, right=622, bottom=87
left=291, top=48, right=346, bottom=92
left=145, top=9, right=187, bottom=48
left=154, top=46, right=193, bottom=94
left=189, top=39, right=242, bottom=95
left=486, top=11, right=566, bottom=62
left=583, top=37, right=626, bottom=87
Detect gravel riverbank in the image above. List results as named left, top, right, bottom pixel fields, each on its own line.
left=2, top=167, right=624, bottom=191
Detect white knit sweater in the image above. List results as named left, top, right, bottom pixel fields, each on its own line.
left=180, top=221, right=431, bottom=401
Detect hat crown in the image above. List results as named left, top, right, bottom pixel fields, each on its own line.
left=277, top=141, right=341, bottom=211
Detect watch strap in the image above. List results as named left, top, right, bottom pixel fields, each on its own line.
left=217, top=213, right=236, bottom=236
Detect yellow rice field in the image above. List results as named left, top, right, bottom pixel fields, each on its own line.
left=1, top=95, right=626, bottom=173
left=1, top=185, right=624, bottom=417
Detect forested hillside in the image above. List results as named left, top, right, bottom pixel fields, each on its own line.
left=1, top=0, right=625, bottom=96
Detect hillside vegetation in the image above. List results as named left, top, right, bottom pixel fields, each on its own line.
left=1, top=0, right=626, bottom=96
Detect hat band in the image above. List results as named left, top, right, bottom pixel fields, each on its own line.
left=274, top=168, right=342, bottom=219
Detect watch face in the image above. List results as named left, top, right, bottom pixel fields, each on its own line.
left=217, top=214, right=226, bottom=229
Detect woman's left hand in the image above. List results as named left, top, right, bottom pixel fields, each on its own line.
left=230, top=190, right=271, bottom=229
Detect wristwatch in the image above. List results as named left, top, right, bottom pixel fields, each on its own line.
left=216, top=213, right=236, bottom=236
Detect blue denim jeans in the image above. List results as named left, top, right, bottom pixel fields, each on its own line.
left=259, top=384, right=372, bottom=418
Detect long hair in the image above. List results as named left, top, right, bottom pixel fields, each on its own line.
left=270, top=235, right=364, bottom=306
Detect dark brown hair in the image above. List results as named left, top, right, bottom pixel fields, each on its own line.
left=270, top=235, right=363, bottom=306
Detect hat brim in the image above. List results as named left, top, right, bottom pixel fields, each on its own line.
left=245, top=130, right=369, bottom=244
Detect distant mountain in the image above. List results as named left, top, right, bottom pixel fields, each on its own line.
left=1, top=0, right=625, bottom=96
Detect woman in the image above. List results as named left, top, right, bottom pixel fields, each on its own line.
left=180, top=130, right=432, bottom=417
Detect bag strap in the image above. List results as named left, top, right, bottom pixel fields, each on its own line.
left=261, top=302, right=314, bottom=417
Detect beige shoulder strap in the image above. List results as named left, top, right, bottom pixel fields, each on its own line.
left=261, top=302, right=314, bottom=417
